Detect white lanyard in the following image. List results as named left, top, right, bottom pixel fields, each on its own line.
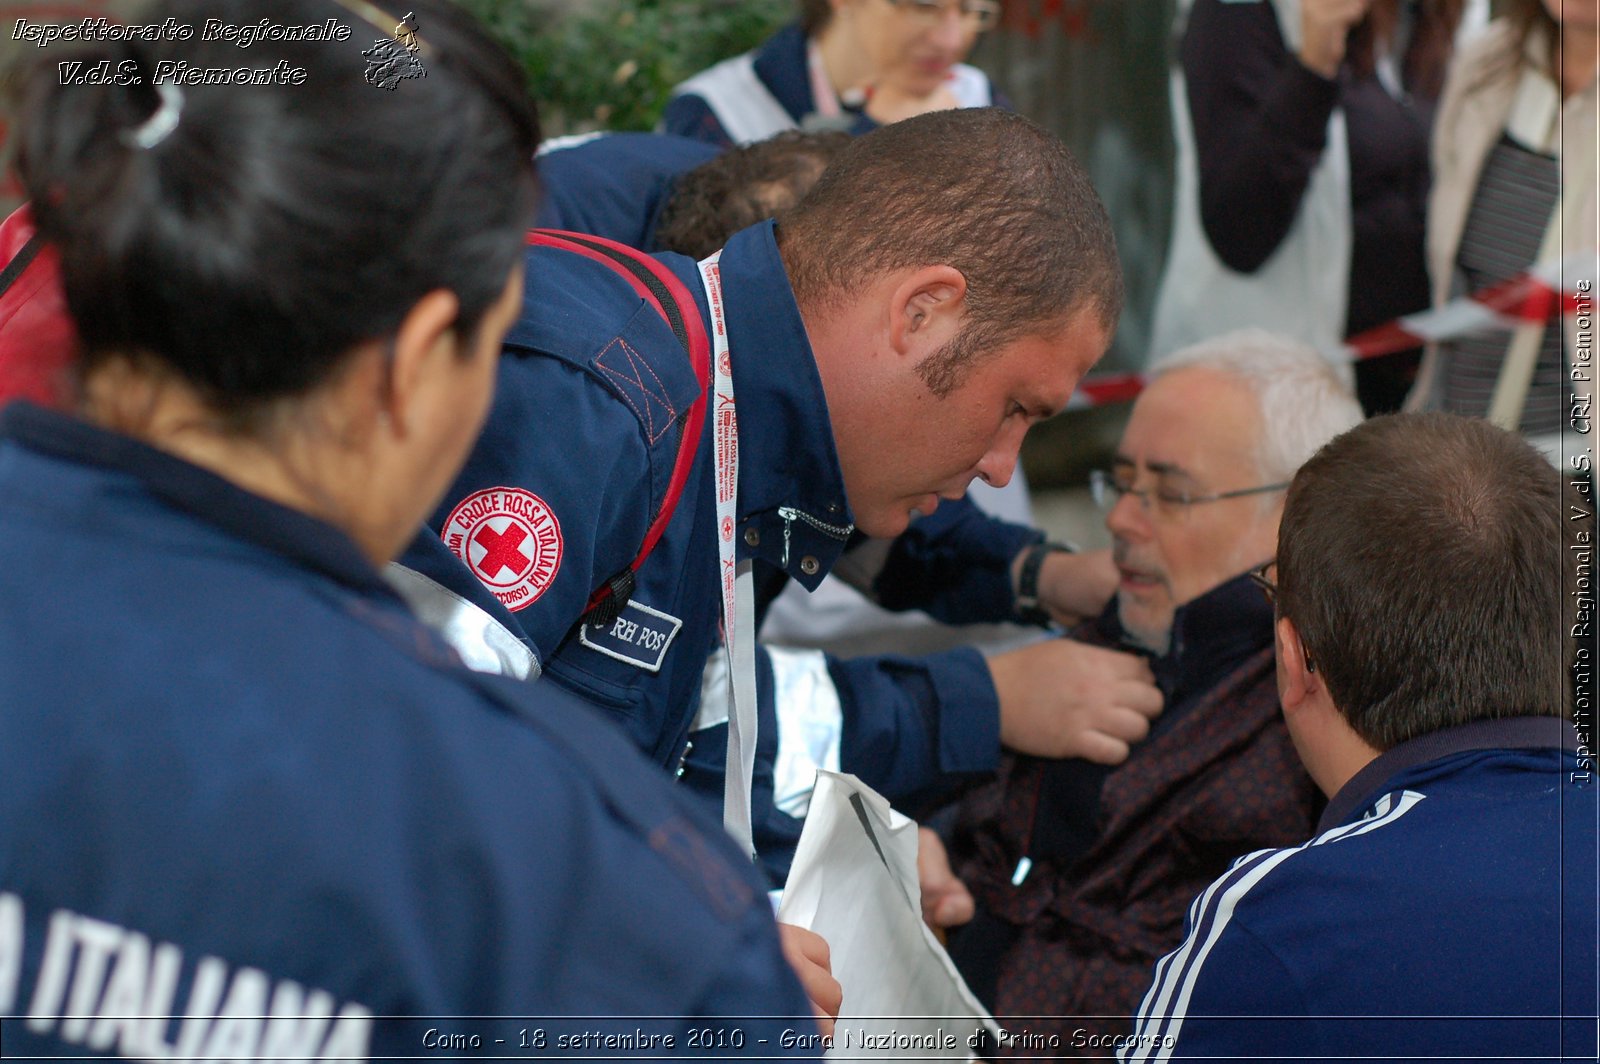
left=697, top=251, right=759, bottom=859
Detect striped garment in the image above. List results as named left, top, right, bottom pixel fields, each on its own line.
left=1114, top=722, right=1590, bottom=1064
left=1436, top=132, right=1569, bottom=433
left=1122, top=790, right=1426, bottom=1062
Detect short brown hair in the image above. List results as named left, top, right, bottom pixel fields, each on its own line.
left=655, top=131, right=851, bottom=260
left=776, top=108, right=1121, bottom=396
left=1277, top=413, right=1565, bottom=750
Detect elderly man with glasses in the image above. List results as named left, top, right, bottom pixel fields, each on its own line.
left=918, top=329, right=1364, bottom=1056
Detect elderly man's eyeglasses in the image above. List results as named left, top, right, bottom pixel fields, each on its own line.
left=884, top=0, right=1003, bottom=30
left=1248, top=561, right=1279, bottom=609
left=1249, top=561, right=1316, bottom=672
left=1089, top=469, right=1290, bottom=520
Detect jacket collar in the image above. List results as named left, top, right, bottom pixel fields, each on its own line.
left=1318, top=715, right=1578, bottom=832
left=0, top=401, right=396, bottom=600
left=712, top=221, right=853, bottom=589
left=1094, top=569, right=1275, bottom=715
left=750, top=23, right=815, bottom=125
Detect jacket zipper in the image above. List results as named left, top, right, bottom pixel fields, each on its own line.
left=776, top=505, right=853, bottom=569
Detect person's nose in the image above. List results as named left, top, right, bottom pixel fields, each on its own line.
left=973, top=417, right=1028, bottom=489
left=1104, top=482, right=1151, bottom=541
left=928, top=6, right=972, bottom=55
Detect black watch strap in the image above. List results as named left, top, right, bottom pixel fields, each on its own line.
left=1015, top=540, right=1074, bottom=627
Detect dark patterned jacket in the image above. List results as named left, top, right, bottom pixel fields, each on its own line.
left=946, top=574, right=1322, bottom=1054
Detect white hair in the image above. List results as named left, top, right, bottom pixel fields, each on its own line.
left=1149, top=328, right=1365, bottom=484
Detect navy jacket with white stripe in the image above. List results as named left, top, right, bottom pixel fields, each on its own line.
left=1121, top=716, right=1596, bottom=1063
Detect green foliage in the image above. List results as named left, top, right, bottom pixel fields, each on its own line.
left=460, top=0, right=792, bottom=134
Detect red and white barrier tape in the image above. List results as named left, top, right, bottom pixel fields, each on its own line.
left=1066, top=252, right=1598, bottom=409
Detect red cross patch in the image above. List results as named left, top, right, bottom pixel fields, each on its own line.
left=441, top=487, right=564, bottom=612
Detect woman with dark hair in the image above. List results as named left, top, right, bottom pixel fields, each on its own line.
left=1406, top=0, right=1597, bottom=448
left=660, top=0, right=1005, bottom=148
left=0, top=0, right=814, bottom=1054
left=1151, top=0, right=1483, bottom=413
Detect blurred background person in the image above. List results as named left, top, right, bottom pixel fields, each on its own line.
left=530, top=129, right=849, bottom=257
left=1405, top=0, right=1597, bottom=455
left=533, top=131, right=719, bottom=252
left=651, top=130, right=851, bottom=259
left=661, top=0, right=1006, bottom=148
left=1151, top=0, right=1484, bottom=414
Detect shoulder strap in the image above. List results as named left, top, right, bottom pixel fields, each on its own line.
left=0, top=234, right=43, bottom=298
left=524, top=229, right=711, bottom=629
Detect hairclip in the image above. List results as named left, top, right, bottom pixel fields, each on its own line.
left=122, top=81, right=184, bottom=150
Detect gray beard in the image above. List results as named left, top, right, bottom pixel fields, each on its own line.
left=1118, top=610, right=1171, bottom=658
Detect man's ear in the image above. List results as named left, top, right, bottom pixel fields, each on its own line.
left=1275, top=614, right=1320, bottom=713
left=888, top=265, right=967, bottom=356
left=383, top=289, right=461, bottom=436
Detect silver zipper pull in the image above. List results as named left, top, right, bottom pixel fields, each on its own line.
left=1011, top=856, right=1033, bottom=886
left=778, top=507, right=795, bottom=569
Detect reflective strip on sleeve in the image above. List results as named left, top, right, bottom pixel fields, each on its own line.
left=384, top=563, right=539, bottom=681
left=766, top=646, right=843, bottom=819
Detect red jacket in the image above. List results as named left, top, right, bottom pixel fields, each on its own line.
left=0, top=204, right=75, bottom=409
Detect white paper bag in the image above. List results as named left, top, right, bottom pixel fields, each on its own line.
left=777, top=771, right=1004, bottom=1061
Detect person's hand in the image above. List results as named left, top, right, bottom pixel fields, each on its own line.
left=862, top=81, right=962, bottom=125
left=1022, top=548, right=1118, bottom=629
left=917, top=827, right=975, bottom=930
left=987, top=639, right=1163, bottom=763
left=1299, top=0, right=1374, bottom=78
left=778, top=923, right=843, bottom=1037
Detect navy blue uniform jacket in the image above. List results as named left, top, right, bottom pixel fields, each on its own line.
left=1123, top=716, right=1597, bottom=1062
left=534, top=132, right=720, bottom=252
left=0, top=404, right=816, bottom=1059
left=399, top=223, right=1034, bottom=874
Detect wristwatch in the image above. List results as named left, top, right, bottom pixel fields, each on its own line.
left=1015, top=540, right=1074, bottom=627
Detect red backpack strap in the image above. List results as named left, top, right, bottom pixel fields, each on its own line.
left=1, top=205, right=79, bottom=411
left=525, top=229, right=711, bottom=629
left=0, top=233, right=42, bottom=297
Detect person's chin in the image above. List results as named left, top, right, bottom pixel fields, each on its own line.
left=856, top=505, right=914, bottom=539
left=893, top=64, right=949, bottom=95
left=1116, top=594, right=1172, bottom=656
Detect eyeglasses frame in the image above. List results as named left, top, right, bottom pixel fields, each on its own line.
left=1089, top=469, right=1291, bottom=517
left=1249, top=560, right=1316, bottom=673
left=882, top=0, right=1003, bottom=30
